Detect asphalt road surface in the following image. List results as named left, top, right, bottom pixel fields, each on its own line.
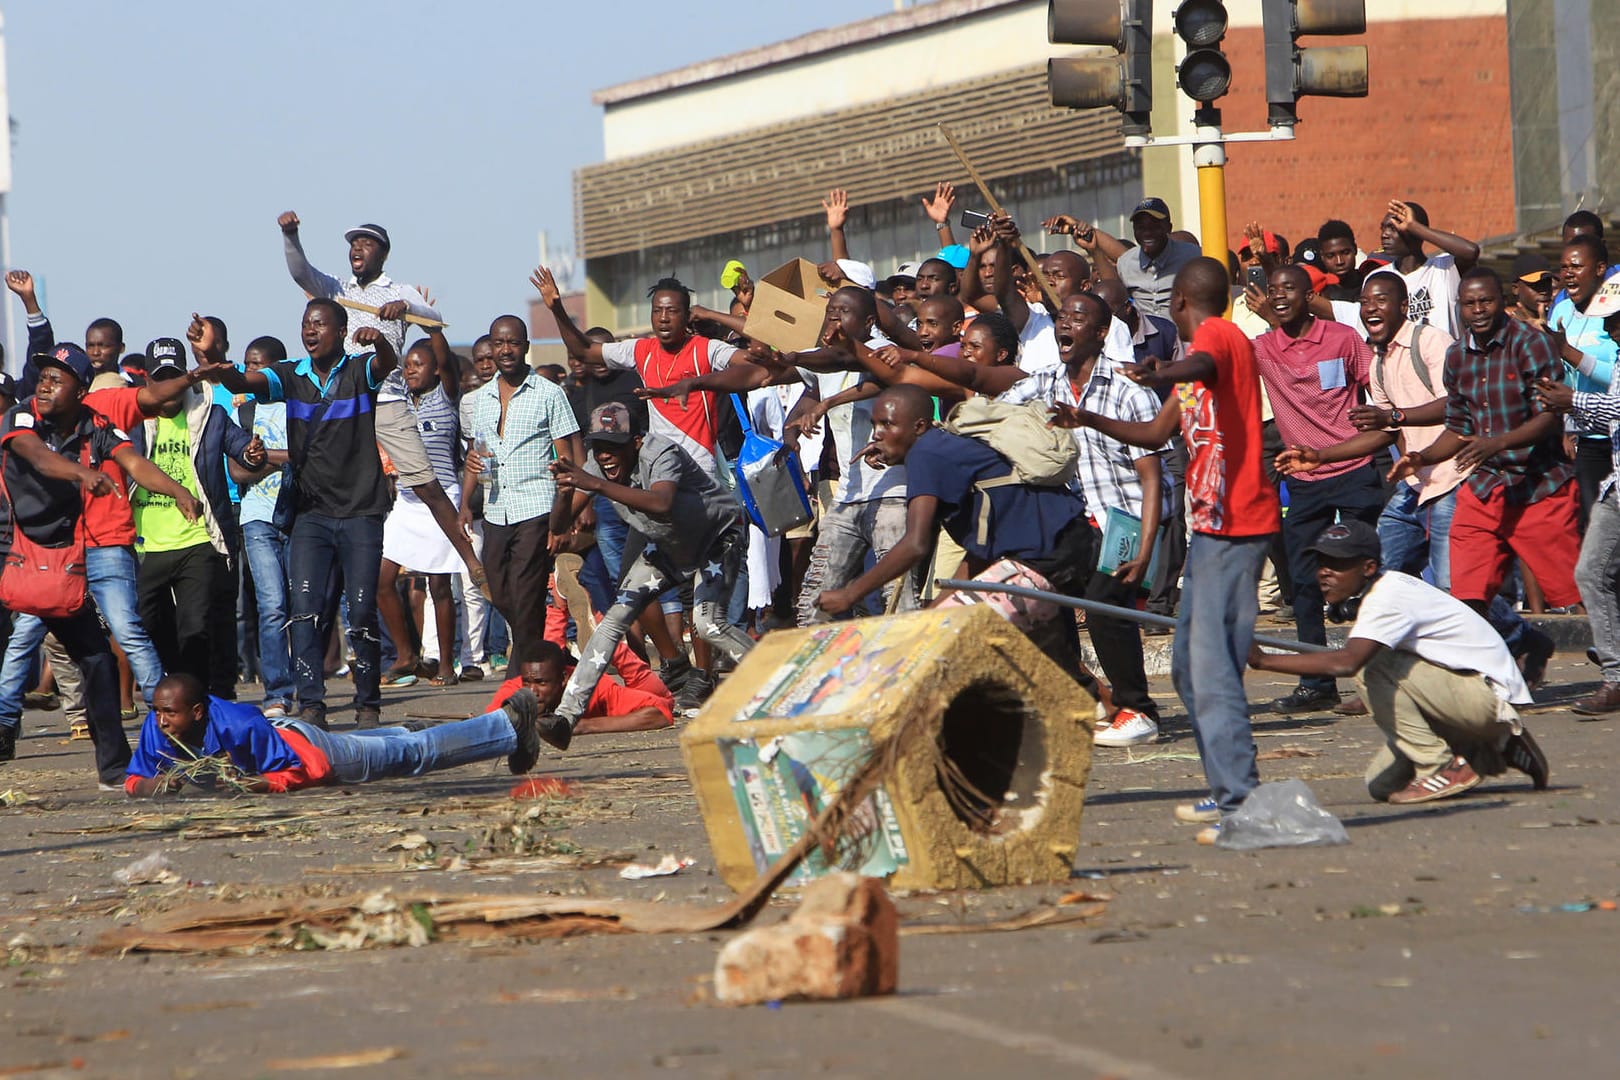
left=1, top=648, right=1616, bottom=1079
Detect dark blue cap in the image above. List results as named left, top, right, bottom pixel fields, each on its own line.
left=1130, top=197, right=1172, bottom=221
left=36, top=343, right=94, bottom=386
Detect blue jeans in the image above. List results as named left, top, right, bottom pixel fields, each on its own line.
left=1172, top=532, right=1270, bottom=812
left=242, top=521, right=295, bottom=708
left=1377, top=485, right=1529, bottom=655
left=0, top=545, right=164, bottom=728
left=287, top=513, right=384, bottom=711
left=286, top=707, right=515, bottom=783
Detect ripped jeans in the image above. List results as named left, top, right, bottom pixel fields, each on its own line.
left=556, top=525, right=754, bottom=725
left=287, top=512, right=385, bottom=711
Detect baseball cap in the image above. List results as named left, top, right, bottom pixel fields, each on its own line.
left=720, top=259, right=747, bottom=290
left=1512, top=251, right=1553, bottom=284
left=1238, top=229, right=1282, bottom=258
left=145, top=337, right=187, bottom=380
left=936, top=244, right=970, bottom=270
left=835, top=259, right=877, bottom=290
left=586, top=401, right=639, bottom=445
left=1306, top=521, right=1382, bottom=562
left=1130, top=196, right=1171, bottom=221
left=35, top=343, right=94, bottom=387
left=1294, top=237, right=1324, bottom=267
left=1584, top=277, right=1620, bottom=319
left=0, top=373, right=16, bottom=399
left=344, top=223, right=391, bottom=249
left=896, top=261, right=922, bottom=277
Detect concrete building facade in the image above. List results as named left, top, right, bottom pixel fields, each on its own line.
left=576, top=0, right=1514, bottom=334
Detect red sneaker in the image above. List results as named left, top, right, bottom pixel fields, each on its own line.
left=1387, top=756, right=1481, bottom=805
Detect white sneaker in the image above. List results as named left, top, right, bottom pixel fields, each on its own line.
left=1093, top=709, right=1159, bottom=747
left=262, top=704, right=287, bottom=719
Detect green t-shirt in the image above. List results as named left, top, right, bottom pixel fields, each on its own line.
left=133, top=412, right=211, bottom=552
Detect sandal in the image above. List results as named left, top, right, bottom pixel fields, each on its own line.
left=428, top=673, right=459, bottom=688
left=380, top=667, right=419, bottom=688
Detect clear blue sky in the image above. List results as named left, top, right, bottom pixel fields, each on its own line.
left=2, top=0, right=887, bottom=360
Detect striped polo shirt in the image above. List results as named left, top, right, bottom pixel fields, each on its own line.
left=400, top=384, right=460, bottom=507
left=260, top=353, right=390, bottom=518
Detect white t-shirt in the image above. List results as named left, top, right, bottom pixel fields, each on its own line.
left=1349, top=571, right=1531, bottom=705
left=1399, top=254, right=1461, bottom=339
left=1017, top=305, right=1061, bottom=374
left=799, top=330, right=905, bottom=505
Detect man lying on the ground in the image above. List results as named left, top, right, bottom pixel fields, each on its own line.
left=124, top=674, right=542, bottom=796
left=488, top=641, right=672, bottom=735
left=1246, top=521, right=1549, bottom=805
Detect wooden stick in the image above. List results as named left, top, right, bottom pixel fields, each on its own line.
left=334, top=296, right=447, bottom=330
left=937, top=122, right=1063, bottom=314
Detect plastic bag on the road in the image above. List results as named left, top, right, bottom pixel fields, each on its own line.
left=1217, top=779, right=1348, bottom=850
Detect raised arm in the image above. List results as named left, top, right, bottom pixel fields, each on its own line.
left=1043, top=214, right=1129, bottom=264
left=532, top=266, right=605, bottom=365
left=357, top=327, right=399, bottom=387
left=278, top=211, right=342, bottom=299
left=690, top=304, right=747, bottom=337
left=824, top=189, right=852, bottom=263
left=921, top=182, right=957, bottom=247
left=186, top=314, right=272, bottom=396
left=1388, top=200, right=1480, bottom=273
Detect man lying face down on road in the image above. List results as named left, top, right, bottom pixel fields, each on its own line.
left=124, top=674, right=544, bottom=796
left=1247, top=521, right=1550, bottom=805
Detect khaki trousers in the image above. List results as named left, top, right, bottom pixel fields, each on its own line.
left=1355, top=648, right=1515, bottom=801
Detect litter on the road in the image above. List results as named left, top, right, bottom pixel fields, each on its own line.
left=620, top=855, right=697, bottom=879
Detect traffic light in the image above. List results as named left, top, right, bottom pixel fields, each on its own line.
left=1047, top=0, right=1153, bottom=139
left=1173, top=1, right=1231, bottom=105
left=1262, top=0, right=1370, bottom=128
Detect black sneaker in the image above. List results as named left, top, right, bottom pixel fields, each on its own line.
left=673, top=670, right=715, bottom=717
left=355, top=706, right=381, bottom=730
left=1270, top=685, right=1340, bottom=714
left=0, top=725, right=16, bottom=763
left=502, top=689, right=541, bottom=774
left=536, top=713, right=573, bottom=752
left=1503, top=728, right=1550, bottom=790
left=659, top=653, right=695, bottom=695
left=298, top=705, right=329, bottom=732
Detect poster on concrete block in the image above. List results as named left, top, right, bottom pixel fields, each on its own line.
left=734, top=620, right=935, bottom=724
left=719, top=728, right=910, bottom=886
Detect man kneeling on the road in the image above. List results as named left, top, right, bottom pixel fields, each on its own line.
left=124, top=674, right=543, bottom=796
left=1247, top=521, right=1549, bottom=804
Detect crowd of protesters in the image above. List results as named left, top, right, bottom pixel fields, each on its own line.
left=0, top=190, right=1606, bottom=838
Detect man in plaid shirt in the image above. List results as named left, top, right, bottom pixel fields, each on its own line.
left=1392, top=267, right=1580, bottom=621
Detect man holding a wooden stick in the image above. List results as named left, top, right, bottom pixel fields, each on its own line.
left=277, top=212, right=485, bottom=590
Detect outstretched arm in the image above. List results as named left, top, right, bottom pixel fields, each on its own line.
left=816, top=495, right=939, bottom=615
left=824, top=188, right=852, bottom=263
left=1051, top=395, right=1181, bottom=451
left=186, top=314, right=271, bottom=396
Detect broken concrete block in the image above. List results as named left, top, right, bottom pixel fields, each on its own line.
left=714, top=872, right=899, bottom=1005
left=682, top=605, right=1094, bottom=892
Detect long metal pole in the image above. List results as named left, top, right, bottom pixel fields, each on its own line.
left=935, top=578, right=1329, bottom=654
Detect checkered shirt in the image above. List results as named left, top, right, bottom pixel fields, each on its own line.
left=1444, top=315, right=1573, bottom=505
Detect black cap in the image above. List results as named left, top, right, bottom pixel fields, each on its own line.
left=1306, top=521, right=1382, bottom=562
left=1130, top=196, right=1171, bottom=221
left=1511, top=251, right=1553, bottom=284
left=145, top=337, right=187, bottom=379
left=0, top=372, right=15, bottom=399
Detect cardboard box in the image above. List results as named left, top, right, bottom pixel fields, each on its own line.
left=680, top=606, right=1095, bottom=893
left=742, top=258, right=830, bottom=354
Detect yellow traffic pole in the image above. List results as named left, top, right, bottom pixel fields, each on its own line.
left=1192, top=107, right=1229, bottom=312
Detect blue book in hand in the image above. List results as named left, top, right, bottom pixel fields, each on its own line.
left=1096, top=507, right=1163, bottom=588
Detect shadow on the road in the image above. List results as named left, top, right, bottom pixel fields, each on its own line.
left=1341, top=797, right=1511, bottom=828
left=1085, top=787, right=1209, bottom=808
left=1071, top=862, right=1189, bottom=878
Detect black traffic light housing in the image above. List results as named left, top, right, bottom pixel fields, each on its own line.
left=1047, top=0, right=1154, bottom=138
left=1173, top=1, right=1231, bottom=104
left=1262, top=0, right=1370, bottom=128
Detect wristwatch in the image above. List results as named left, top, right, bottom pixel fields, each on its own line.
left=1389, top=408, right=1406, bottom=426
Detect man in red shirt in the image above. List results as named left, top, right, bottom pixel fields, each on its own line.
left=487, top=640, right=673, bottom=736
left=1253, top=264, right=1383, bottom=712
left=1059, top=258, right=1280, bottom=842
